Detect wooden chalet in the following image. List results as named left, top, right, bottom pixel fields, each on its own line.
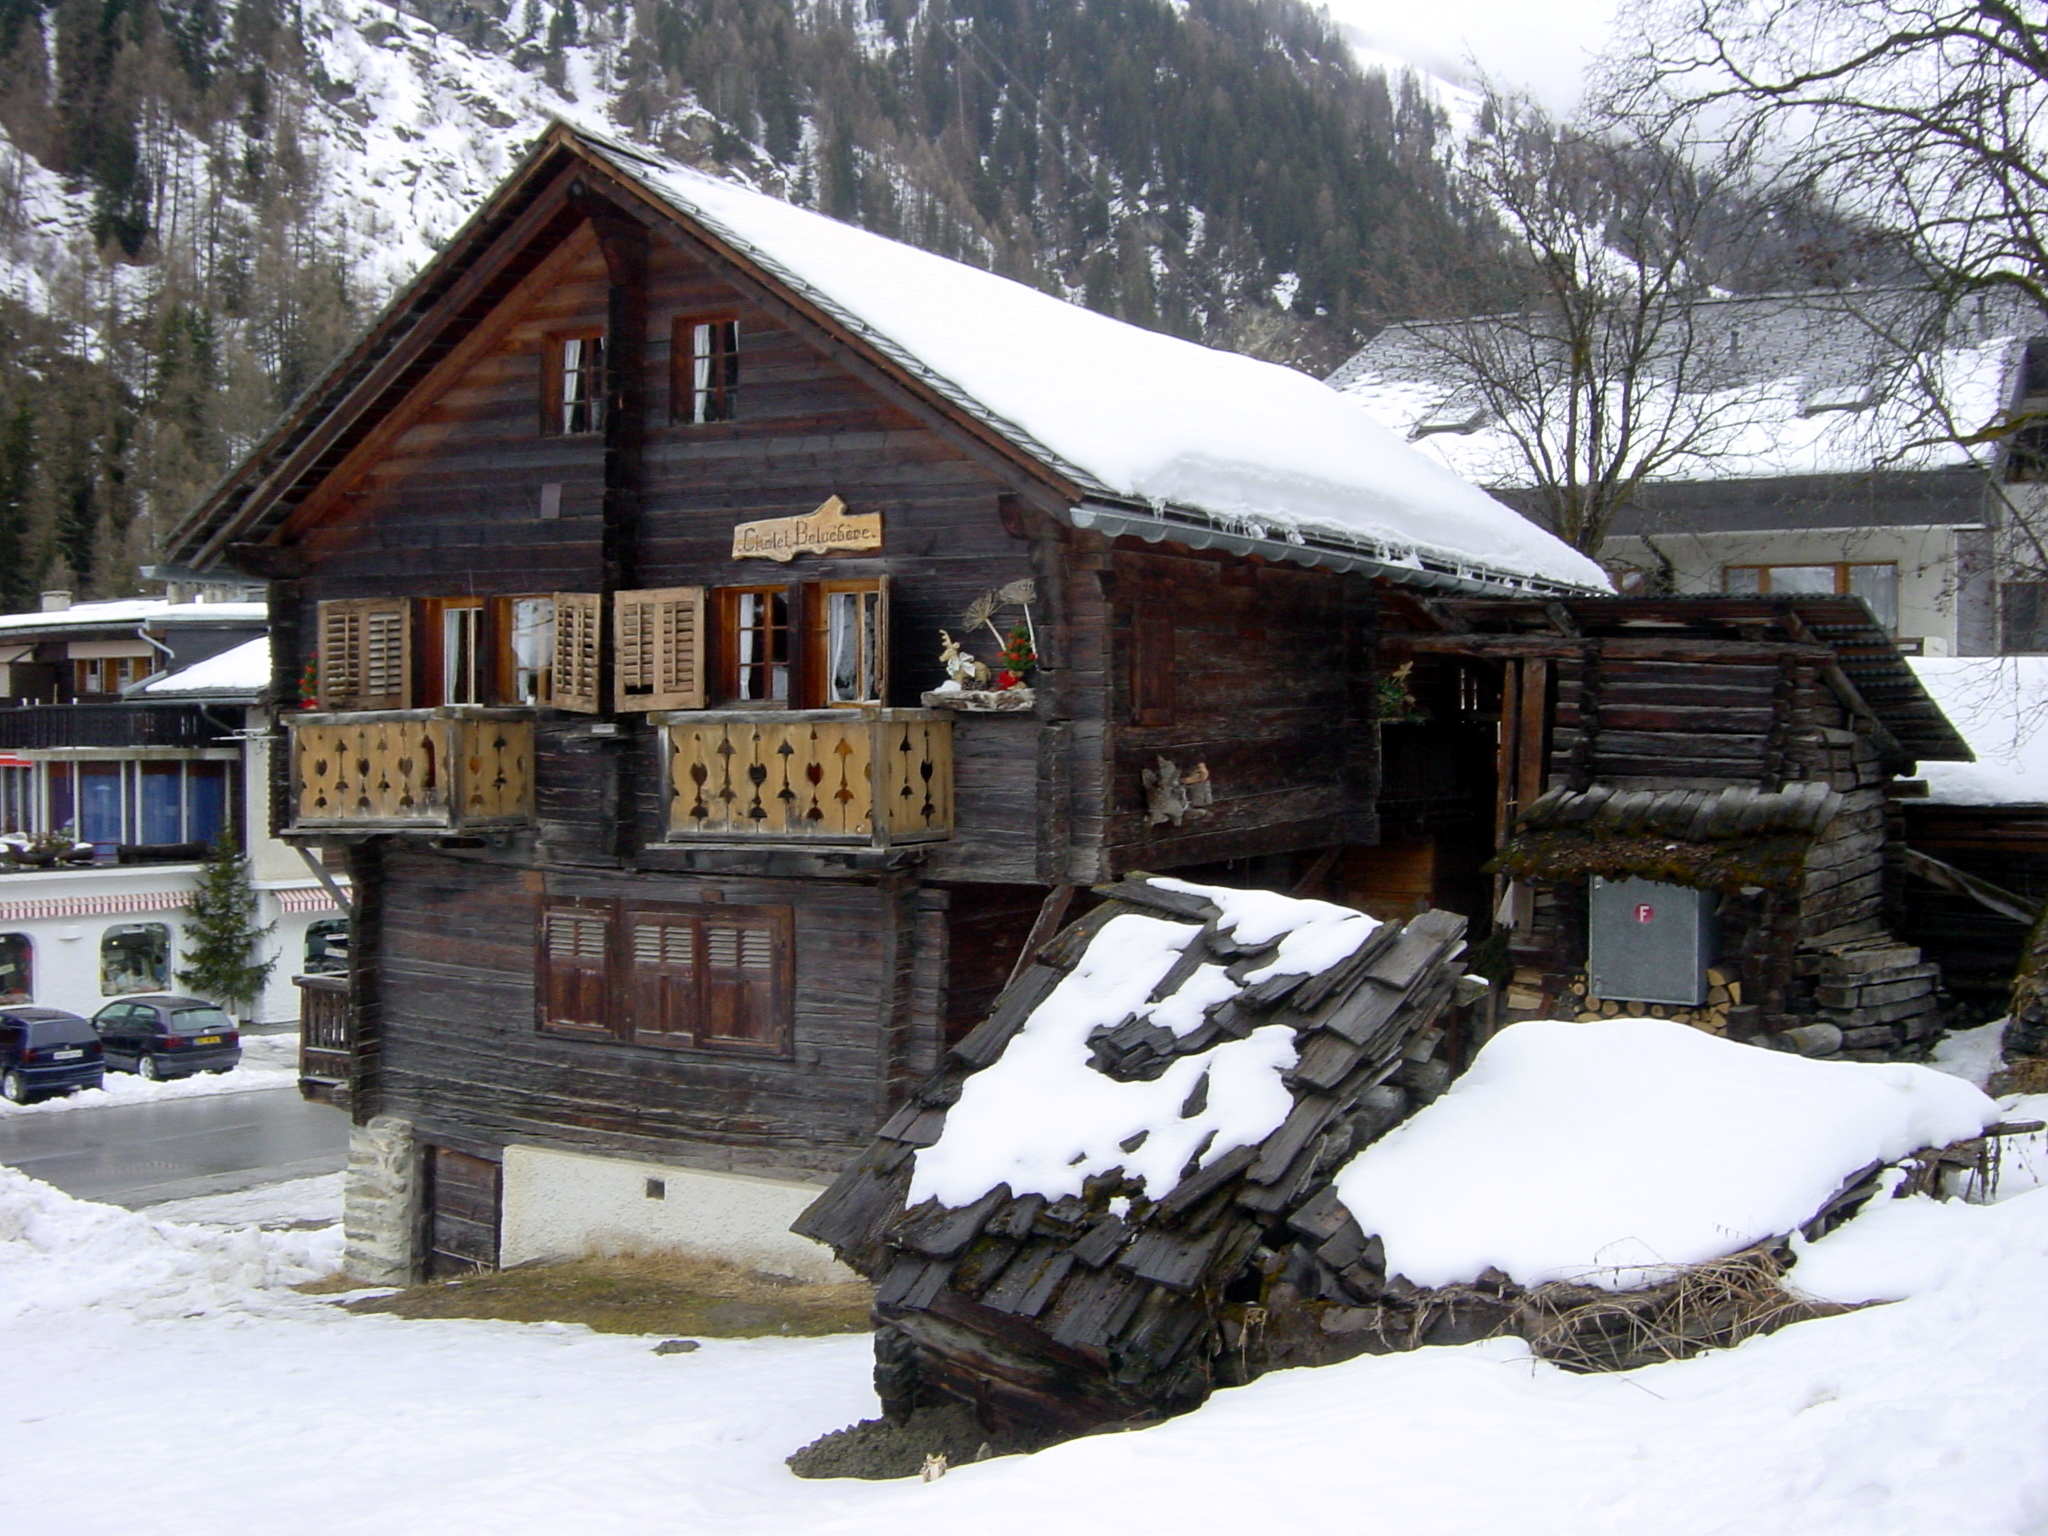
left=160, top=124, right=1956, bottom=1285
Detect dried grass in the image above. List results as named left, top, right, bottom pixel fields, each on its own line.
left=344, top=1249, right=874, bottom=1337
left=1510, top=1245, right=1857, bottom=1373
left=1989, top=1054, right=2048, bottom=1097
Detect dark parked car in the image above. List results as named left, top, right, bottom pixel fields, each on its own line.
left=0, top=1008, right=104, bottom=1103
left=92, top=996, right=241, bottom=1081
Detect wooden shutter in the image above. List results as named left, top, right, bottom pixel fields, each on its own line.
left=539, top=904, right=612, bottom=1036
left=626, top=910, right=698, bottom=1047
left=702, top=909, right=790, bottom=1053
left=1131, top=606, right=1175, bottom=725
left=614, top=586, right=706, bottom=711
left=316, top=598, right=411, bottom=711
left=549, top=593, right=602, bottom=714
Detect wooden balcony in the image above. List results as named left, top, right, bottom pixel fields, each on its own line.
left=288, top=709, right=534, bottom=834
left=658, top=708, right=953, bottom=846
left=295, top=973, right=351, bottom=1109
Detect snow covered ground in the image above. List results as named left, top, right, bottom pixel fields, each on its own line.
left=9, top=1025, right=2048, bottom=1534
left=0, top=1030, right=298, bottom=1119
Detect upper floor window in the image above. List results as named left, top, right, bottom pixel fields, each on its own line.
left=2003, top=582, right=2048, bottom=653
left=719, top=586, right=792, bottom=702
left=1724, top=562, right=1898, bottom=632
left=74, top=655, right=149, bottom=697
left=674, top=317, right=738, bottom=424
left=317, top=596, right=555, bottom=710
left=2007, top=420, right=2048, bottom=482
left=549, top=330, right=606, bottom=435
left=313, top=577, right=883, bottom=716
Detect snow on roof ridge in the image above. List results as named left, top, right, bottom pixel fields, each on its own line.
left=580, top=133, right=1608, bottom=594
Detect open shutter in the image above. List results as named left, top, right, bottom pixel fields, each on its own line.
left=316, top=598, right=410, bottom=710
left=626, top=910, right=698, bottom=1047
left=702, top=910, right=790, bottom=1052
left=539, top=904, right=611, bottom=1035
left=614, top=586, right=706, bottom=711
left=549, top=592, right=602, bottom=713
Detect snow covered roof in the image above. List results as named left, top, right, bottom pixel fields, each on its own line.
left=1328, top=289, right=2030, bottom=493
left=167, top=124, right=1605, bottom=596
left=140, top=636, right=271, bottom=700
left=1906, top=657, right=2048, bottom=806
left=0, top=600, right=267, bottom=637
left=583, top=135, right=1606, bottom=594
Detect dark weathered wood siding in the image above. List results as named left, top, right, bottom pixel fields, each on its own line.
left=374, top=846, right=943, bottom=1174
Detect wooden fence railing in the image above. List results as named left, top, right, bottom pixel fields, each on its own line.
left=295, top=973, right=351, bottom=1108
left=289, top=710, right=534, bottom=833
left=659, top=709, right=953, bottom=846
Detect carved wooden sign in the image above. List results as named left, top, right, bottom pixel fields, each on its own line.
left=731, top=496, right=881, bottom=562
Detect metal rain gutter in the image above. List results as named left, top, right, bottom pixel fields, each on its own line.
left=1066, top=501, right=1600, bottom=597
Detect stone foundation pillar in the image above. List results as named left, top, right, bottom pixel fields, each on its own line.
left=343, top=1115, right=417, bottom=1285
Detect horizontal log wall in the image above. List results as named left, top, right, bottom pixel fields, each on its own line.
left=374, top=846, right=938, bottom=1175
left=1103, top=547, right=1372, bottom=872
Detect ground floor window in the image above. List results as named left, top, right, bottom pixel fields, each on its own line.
left=539, top=899, right=792, bottom=1055
left=101, top=922, right=170, bottom=995
left=1723, top=562, right=1898, bottom=632
left=0, top=932, right=32, bottom=1002
left=303, top=918, right=350, bottom=975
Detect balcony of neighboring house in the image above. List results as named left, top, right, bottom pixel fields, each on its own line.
left=294, top=973, right=351, bottom=1108
left=657, top=708, right=954, bottom=846
left=286, top=708, right=536, bottom=836
left=0, top=702, right=221, bottom=752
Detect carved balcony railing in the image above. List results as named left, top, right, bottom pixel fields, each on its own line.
left=657, top=708, right=953, bottom=846
left=288, top=709, right=534, bottom=834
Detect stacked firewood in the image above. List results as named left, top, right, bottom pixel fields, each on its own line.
left=794, top=878, right=1473, bottom=1438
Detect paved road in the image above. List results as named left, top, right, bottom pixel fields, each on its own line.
left=0, top=1086, right=348, bottom=1207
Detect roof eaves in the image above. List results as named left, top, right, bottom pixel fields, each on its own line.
left=1069, top=499, right=1606, bottom=597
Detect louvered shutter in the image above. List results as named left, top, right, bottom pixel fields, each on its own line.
left=316, top=598, right=411, bottom=710
left=613, top=586, right=706, bottom=711
left=549, top=592, right=602, bottom=713
left=539, top=904, right=611, bottom=1035
left=702, top=911, right=790, bottom=1052
left=626, top=911, right=698, bottom=1047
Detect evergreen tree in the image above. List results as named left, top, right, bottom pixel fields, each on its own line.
left=178, top=830, right=275, bottom=1019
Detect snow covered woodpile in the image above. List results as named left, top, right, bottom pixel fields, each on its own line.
left=796, top=881, right=2010, bottom=1457
left=794, top=877, right=1476, bottom=1439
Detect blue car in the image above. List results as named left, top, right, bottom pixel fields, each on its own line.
left=92, top=995, right=242, bottom=1081
left=0, top=1008, right=105, bottom=1103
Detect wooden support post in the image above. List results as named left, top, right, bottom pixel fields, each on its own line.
left=1004, top=884, right=1077, bottom=993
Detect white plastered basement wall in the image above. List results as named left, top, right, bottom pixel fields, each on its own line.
left=498, top=1143, right=854, bottom=1282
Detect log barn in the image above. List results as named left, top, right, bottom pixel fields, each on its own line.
left=162, top=124, right=1954, bottom=1284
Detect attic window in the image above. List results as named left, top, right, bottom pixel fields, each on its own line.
left=674, top=317, right=739, bottom=424
left=1409, top=396, right=1488, bottom=439
left=1798, top=381, right=1879, bottom=417
left=550, top=330, right=606, bottom=435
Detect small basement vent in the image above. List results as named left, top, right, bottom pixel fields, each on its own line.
left=1588, top=877, right=1717, bottom=1007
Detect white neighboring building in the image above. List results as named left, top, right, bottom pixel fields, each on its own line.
left=1328, top=290, right=2048, bottom=657
left=0, top=595, right=345, bottom=1026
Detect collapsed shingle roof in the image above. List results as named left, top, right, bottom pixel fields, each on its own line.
left=795, top=877, right=1473, bottom=1436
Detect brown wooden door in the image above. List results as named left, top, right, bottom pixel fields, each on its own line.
left=423, top=1146, right=501, bottom=1279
